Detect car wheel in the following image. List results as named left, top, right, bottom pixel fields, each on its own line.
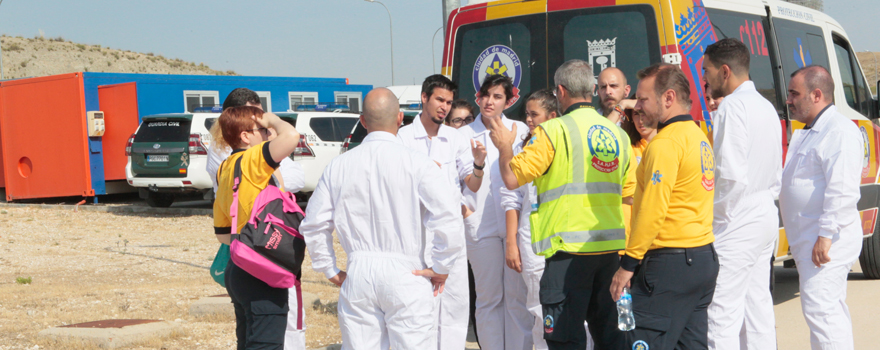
left=146, top=192, right=174, bottom=208
left=859, top=233, right=880, bottom=279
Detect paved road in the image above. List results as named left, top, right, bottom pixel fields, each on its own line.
left=774, top=261, right=880, bottom=349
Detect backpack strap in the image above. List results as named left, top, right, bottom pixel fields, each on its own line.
left=230, top=157, right=244, bottom=234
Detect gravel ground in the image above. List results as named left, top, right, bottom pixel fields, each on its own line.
left=0, top=206, right=346, bottom=350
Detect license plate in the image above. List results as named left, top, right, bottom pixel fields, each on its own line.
left=147, top=155, right=169, bottom=162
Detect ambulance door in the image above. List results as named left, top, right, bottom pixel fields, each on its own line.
left=449, top=11, right=547, bottom=120
left=547, top=4, right=661, bottom=112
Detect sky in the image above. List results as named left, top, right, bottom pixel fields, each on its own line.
left=0, top=0, right=876, bottom=88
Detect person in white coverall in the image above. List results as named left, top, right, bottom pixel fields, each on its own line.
left=458, top=74, right=530, bottom=350
left=702, top=38, right=781, bottom=350
left=299, top=88, right=464, bottom=350
left=398, top=74, right=487, bottom=350
left=499, top=89, right=558, bottom=350
left=779, top=65, right=863, bottom=350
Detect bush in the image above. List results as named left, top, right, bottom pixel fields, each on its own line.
left=20, top=61, right=27, bottom=68
left=16, top=276, right=32, bottom=285
left=76, top=43, right=86, bottom=51
left=6, top=43, right=23, bottom=52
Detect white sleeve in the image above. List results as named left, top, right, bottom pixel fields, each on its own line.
left=278, top=157, right=305, bottom=193
left=712, top=101, right=749, bottom=229
left=206, top=147, right=225, bottom=194
left=500, top=184, right=526, bottom=213
left=418, top=164, right=464, bottom=274
left=300, top=166, right=341, bottom=279
left=818, top=128, right=863, bottom=239
left=455, top=134, right=475, bottom=184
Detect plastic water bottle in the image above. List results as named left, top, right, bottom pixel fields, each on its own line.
left=617, top=287, right=635, bottom=331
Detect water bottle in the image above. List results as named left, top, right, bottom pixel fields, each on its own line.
left=617, top=287, right=635, bottom=331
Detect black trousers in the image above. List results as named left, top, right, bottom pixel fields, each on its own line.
left=541, top=252, right=623, bottom=350
left=627, top=244, right=720, bottom=350
left=225, top=262, right=291, bottom=350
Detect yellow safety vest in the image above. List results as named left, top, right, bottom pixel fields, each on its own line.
left=531, top=106, right=631, bottom=257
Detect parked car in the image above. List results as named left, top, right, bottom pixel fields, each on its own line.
left=125, top=112, right=215, bottom=207
left=342, top=110, right=419, bottom=152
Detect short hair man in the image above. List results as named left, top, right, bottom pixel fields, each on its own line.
left=207, top=88, right=304, bottom=195
left=779, top=65, right=862, bottom=349
left=397, top=74, right=486, bottom=350
left=457, top=74, right=532, bottom=350
left=489, top=59, right=633, bottom=349
left=300, top=88, right=464, bottom=349
left=596, top=67, right=634, bottom=125
left=702, top=38, right=782, bottom=350
left=610, top=63, right=719, bottom=349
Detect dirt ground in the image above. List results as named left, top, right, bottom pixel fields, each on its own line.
left=0, top=206, right=346, bottom=350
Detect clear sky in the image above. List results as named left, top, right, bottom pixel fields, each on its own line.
left=0, top=0, right=875, bottom=88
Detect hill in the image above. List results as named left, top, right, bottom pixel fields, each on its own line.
left=0, top=35, right=235, bottom=79
left=857, top=52, right=879, bottom=95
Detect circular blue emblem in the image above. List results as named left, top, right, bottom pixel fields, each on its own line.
left=472, top=45, right=522, bottom=107
left=587, top=125, right=620, bottom=173
left=543, top=315, right=554, bottom=333
left=633, top=340, right=649, bottom=350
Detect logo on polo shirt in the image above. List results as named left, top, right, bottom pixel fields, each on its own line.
left=473, top=44, right=522, bottom=108
left=587, top=125, right=620, bottom=173
left=700, top=141, right=715, bottom=191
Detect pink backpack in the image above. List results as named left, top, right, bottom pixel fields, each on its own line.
left=228, top=157, right=306, bottom=289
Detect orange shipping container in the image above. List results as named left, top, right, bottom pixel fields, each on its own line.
left=0, top=73, right=94, bottom=200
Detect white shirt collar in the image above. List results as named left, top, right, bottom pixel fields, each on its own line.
left=363, top=131, right=402, bottom=144
left=472, top=113, right=509, bottom=134
left=731, top=80, right=757, bottom=95
left=412, top=112, right=452, bottom=140
left=806, top=104, right=836, bottom=133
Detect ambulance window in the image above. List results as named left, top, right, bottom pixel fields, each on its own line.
left=705, top=9, right=781, bottom=114
left=832, top=35, right=871, bottom=117
left=547, top=5, right=660, bottom=111
left=772, top=19, right=830, bottom=82
left=452, top=13, right=547, bottom=120
left=833, top=39, right=859, bottom=112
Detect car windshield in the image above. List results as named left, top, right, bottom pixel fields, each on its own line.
left=134, top=120, right=191, bottom=143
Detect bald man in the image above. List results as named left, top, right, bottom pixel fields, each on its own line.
left=596, top=67, right=633, bottom=124
left=301, top=88, right=464, bottom=349
left=779, top=66, right=862, bottom=349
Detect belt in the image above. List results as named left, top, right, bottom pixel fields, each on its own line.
left=644, top=243, right=715, bottom=265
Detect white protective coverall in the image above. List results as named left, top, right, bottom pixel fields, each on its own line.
left=499, top=144, right=547, bottom=350
left=779, top=105, right=863, bottom=350
left=458, top=114, right=531, bottom=350
left=300, top=131, right=464, bottom=350
left=707, top=81, right=782, bottom=350
left=398, top=116, right=474, bottom=350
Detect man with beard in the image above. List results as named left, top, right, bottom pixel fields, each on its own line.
left=779, top=65, right=862, bottom=349
left=397, top=74, right=487, bottom=350
left=610, top=63, right=719, bottom=350
left=701, top=38, right=781, bottom=350
left=596, top=67, right=635, bottom=125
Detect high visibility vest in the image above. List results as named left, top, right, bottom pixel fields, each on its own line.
left=531, top=106, right=631, bottom=258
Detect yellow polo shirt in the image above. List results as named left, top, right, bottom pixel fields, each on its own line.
left=213, top=142, right=280, bottom=235
left=620, top=115, right=715, bottom=271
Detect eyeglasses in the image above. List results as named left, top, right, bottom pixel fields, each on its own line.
left=553, top=84, right=569, bottom=98
left=450, top=115, right=474, bottom=126
left=248, top=127, right=269, bottom=135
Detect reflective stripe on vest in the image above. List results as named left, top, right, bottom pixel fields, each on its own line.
left=537, top=182, right=622, bottom=205
left=532, top=228, right=627, bottom=254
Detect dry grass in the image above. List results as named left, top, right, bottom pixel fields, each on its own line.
left=0, top=207, right=346, bottom=350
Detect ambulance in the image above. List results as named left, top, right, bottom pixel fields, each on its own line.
left=441, top=0, right=880, bottom=277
